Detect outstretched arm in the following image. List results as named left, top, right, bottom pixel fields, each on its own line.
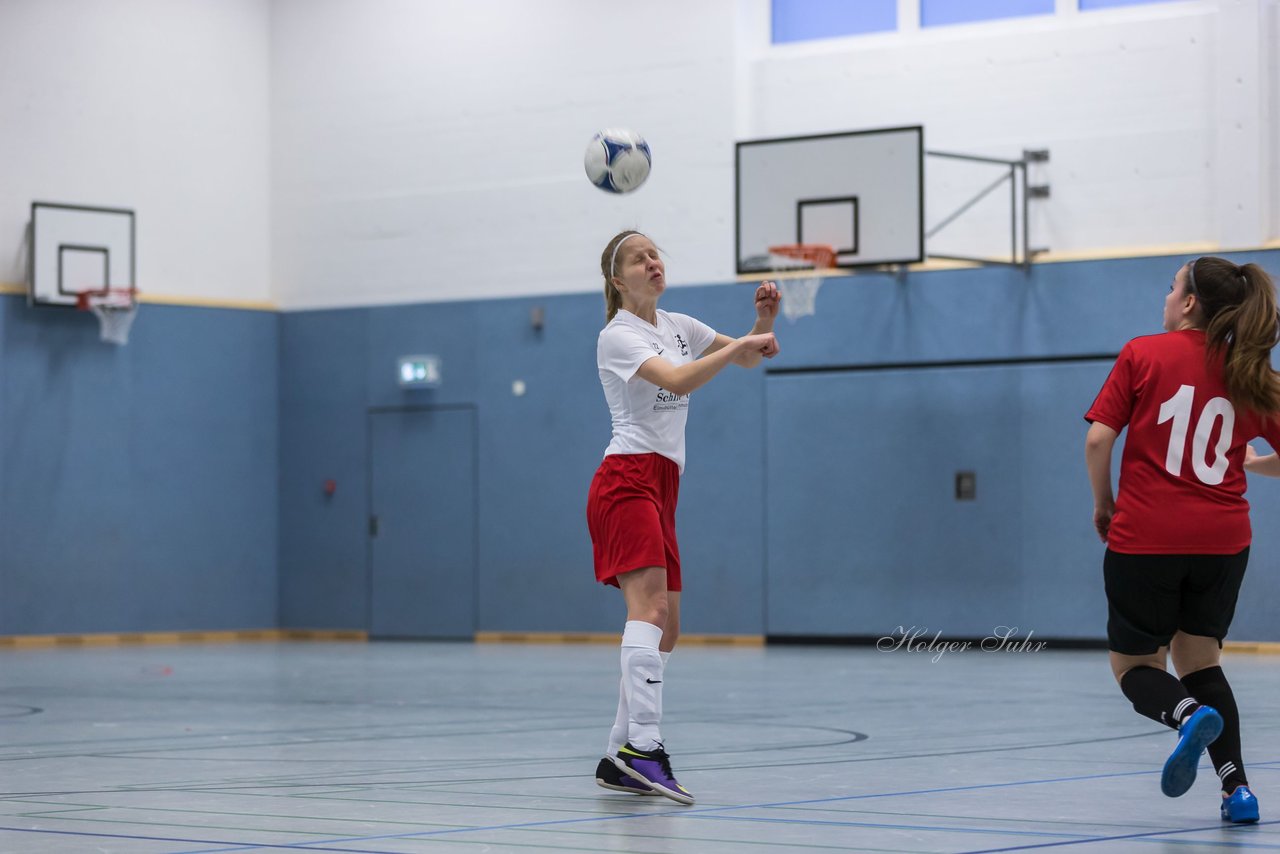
left=636, top=332, right=778, bottom=396
left=1085, top=421, right=1120, bottom=543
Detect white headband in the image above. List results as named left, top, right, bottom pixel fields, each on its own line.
left=609, top=232, right=644, bottom=279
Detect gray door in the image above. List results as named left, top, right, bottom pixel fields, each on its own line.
left=368, top=407, right=477, bottom=638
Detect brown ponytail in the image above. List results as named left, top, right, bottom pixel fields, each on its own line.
left=599, top=230, right=641, bottom=323
left=1193, top=256, right=1280, bottom=414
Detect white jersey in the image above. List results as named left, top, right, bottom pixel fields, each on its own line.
left=597, top=309, right=717, bottom=473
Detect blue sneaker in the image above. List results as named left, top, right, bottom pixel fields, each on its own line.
left=1162, top=706, right=1223, bottom=797
left=1221, top=785, right=1260, bottom=823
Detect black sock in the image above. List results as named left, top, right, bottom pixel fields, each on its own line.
left=1120, top=665, right=1198, bottom=730
left=1182, top=665, right=1247, bottom=793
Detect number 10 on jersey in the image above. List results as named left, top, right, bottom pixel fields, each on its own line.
left=1158, top=384, right=1235, bottom=485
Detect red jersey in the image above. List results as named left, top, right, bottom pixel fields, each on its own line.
left=1086, top=329, right=1280, bottom=554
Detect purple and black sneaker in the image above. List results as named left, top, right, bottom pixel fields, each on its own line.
left=595, top=756, right=658, bottom=795
left=612, top=742, right=695, bottom=805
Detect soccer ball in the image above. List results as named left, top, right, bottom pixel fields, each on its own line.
left=584, top=129, right=651, bottom=193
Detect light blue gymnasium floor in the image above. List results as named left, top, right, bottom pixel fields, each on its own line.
left=3, top=642, right=1280, bottom=853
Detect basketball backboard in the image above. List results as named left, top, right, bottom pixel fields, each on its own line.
left=736, top=126, right=923, bottom=274
left=29, top=202, right=135, bottom=307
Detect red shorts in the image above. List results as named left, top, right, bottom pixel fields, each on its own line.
left=586, top=453, right=681, bottom=591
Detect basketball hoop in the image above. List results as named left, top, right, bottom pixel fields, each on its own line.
left=768, top=244, right=838, bottom=271
left=77, top=288, right=138, bottom=345
left=768, top=244, right=836, bottom=323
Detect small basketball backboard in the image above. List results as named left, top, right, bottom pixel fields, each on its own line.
left=736, top=126, right=923, bottom=274
left=29, top=202, right=135, bottom=308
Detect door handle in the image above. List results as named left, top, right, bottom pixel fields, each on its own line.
left=369, top=515, right=379, bottom=537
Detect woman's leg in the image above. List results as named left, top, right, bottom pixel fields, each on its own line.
left=1174, top=632, right=1248, bottom=795
left=1106, top=550, right=1203, bottom=731
left=617, top=567, right=669, bottom=751
left=612, top=568, right=693, bottom=804
left=1111, top=648, right=1200, bottom=730
left=607, top=569, right=670, bottom=756
left=661, top=591, right=680, bottom=652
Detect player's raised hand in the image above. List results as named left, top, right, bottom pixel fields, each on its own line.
left=755, top=281, right=780, bottom=322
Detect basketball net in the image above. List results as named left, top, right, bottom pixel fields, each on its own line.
left=777, top=276, right=822, bottom=323
left=768, top=244, right=834, bottom=323
left=78, top=289, right=139, bottom=345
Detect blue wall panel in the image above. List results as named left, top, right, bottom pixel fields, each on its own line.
left=769, top=256, right=1185, bottom=371
left=279, top=300, right=484, bottom=631
left=659, top=287, right=770, bottom=635
left=11, top=250, right=1277, bottom=641
left=277, top=288, right=773, bottom=636
left=274, top=250, right=1280, bottom=642
left=0, top=298, right=278, bottom=634
left=277, top=307, right=370, bottom=629
left=473, top=293, right=619, bottom=633
left=368, top=406, right=478, bottom=638
left=1014, top=361, right=1117, bottom=637
left=546, top=286, right=778, bottom=637
left=365, top=301, right=480, bottom=411
left=764, top=361, right=1111, bottom=638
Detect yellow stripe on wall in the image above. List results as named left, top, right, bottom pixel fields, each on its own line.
left=0, top=282, right=277, bottom=311
left=474, top=631, right=764, bottom=647
left=475, top=636, right=1280, bottom=652
left=1224, top=641, right=1280, bottom=654
left=735, top=241, right=1252, bottom=283
left=0, top=629, right=367, bottom=648
left=1030, top=242, right=1220, bottom=265
left=7, top=242, right=1280, bottom=306
left=140, top=293, right=279, bottom=311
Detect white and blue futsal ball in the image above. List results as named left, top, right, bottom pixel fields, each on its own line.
left=584, top=129, right=651, bottom=193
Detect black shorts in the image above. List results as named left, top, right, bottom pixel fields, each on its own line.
left=1103, top=547, right=1249, bottom=655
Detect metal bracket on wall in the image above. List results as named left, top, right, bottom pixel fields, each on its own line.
left=925, top=148, right=1050, bottom=270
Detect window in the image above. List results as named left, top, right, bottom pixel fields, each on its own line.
left=921, top=0, right=1055, bottom=28
left=1079, top=0, right=1176, bottom=9
left=771, top=0, right=897, bottom=44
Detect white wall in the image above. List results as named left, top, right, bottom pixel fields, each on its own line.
left=2, top=1, right=1272, bottom=309
left=742, top=0, right=1275, bottom=261
left=270, top=0, right=736, bottom=309
left=1270, top=0, right=1280, bottom=242
left=0, top=0, right=271, bottom=304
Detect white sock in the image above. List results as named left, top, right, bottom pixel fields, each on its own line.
left=606, top=676, right=627, bottom=756
left=609, top=649, right=671, bottom=755
left=621, top=620, right=664, bottom=751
